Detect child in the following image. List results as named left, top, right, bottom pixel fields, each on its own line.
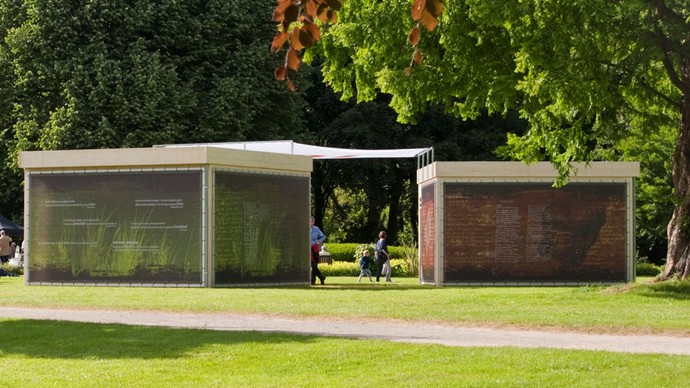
left=357, top=250, right=374, bottom=283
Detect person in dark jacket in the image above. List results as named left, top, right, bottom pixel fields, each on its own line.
left=357, top=249, right=374, bottom=283
left=375, top=230, right=391, bottom=282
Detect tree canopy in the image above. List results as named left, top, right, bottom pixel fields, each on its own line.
left=302, top=60, right=523, bottom=245
left=290, top=0, right=689, bottom=278
left=0, top=0, right=306, bottom=220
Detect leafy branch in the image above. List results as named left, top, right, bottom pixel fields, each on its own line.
left=271, top=0, right=341, bottom=91
left=272, top=0, right=445, bottom=89
left=407, top=0, right=445, bottom=75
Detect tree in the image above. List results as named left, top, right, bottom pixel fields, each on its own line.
left=599, top=123, right=677, bottom=265
left=0, top=0, right=306, bottom=219
left=293, top=0, right=690, bottom=280
left=299, top=61, right=350, bottom=231
left=301, top=71, right=523, bottom=244
left=313, top=96, right=417, bottom=244
left=300, top=54, right=526, bottom=245
left=299, top=62, right=414, bottom=244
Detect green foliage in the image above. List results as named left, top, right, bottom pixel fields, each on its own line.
left=315, top=0, right=682, bottom=181
left=0, top=0, right=307, bottom=219
left=353, top=243, right=375, bottom=261
left=310, top=0, right=690, bottom=277
left=1, top=263, right=23, bottom=276
left=323, top=187, right=370, bottom=243
left=387, top=246, right=406, bottom=261
left=322, top=242, right=361, bottom=262
left=317, top=241, right=415, bottom=277
left=313, top=99, right=423, bottom=244
left=305, top=63, right=524, bottom=247
left=397, top=237, right=419, bottom=277
left=326, top=242, right=410, bottom=263
left=387, top=258, right=415, bottom=277
left=318, top=260, right=360, bottom=277
left=318, top=259, right=411, bottom=277
left=604, top=123, right=677, bottom=264
left=635, top=263, right=662, bottom=277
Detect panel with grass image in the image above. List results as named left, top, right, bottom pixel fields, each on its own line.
left=213, top=171, right=309, bottom=284
left=27, top=171, right=203, bottom=284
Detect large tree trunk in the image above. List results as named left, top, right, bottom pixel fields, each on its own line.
left=311, top=160, right=336, bottom=228
left=386, top=166, right=405, bottom=245
left=365, top=189, right=382, bottom=241
left=661, top=69, right=690, bottom=280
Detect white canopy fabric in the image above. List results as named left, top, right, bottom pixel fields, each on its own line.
left=155, top=140, right=432, bottom=160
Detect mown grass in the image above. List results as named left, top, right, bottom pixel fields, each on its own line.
left=1, top=276, right=689, bottom=387
left=1, top=319, right=689, bottom=387
left=1, top=277, right=688, bottom=334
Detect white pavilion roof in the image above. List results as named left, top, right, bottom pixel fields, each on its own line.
left=155, top=140, right=432, bottom=160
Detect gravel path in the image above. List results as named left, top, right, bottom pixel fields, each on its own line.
left=2, top=306, right=689, bottom=355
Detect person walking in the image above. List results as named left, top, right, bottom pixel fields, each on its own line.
left=310, top=216, right=326, bottom=285
left=357, top=249, right=374, bottom=283
left=375, top=230, right=391, bottom=282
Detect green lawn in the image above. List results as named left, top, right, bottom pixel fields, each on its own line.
left=2, top=276, right=688, bottom=334
left=1, top=276, right=689, bottom=387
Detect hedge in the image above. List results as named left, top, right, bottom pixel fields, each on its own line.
left=318, top=259, right=414, bottom=277
left=325, top=243, right=661, bottom=279
left=321, top=243, right=361, bottom=262
left=322, top=243, right=409, bottom=263
left=1, top=263, right=23, bottom=277
left=321, top=260, right=662, bottom=279
left=636, top=262, right=662, bottom=277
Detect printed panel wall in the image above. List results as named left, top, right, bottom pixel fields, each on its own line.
left=419, top=183, right=436, bottom=284
left=443, top=182, right=628, bottom=283
left=214, top=170, right=310, bottom=285
left=28, top=171, right=203, bottom=284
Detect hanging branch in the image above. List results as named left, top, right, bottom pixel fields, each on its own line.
left=407, top=0, right=444, bottom=75
left=272, top=0, right=446, bottom=89
left=272, top=0, right=341, bottom=91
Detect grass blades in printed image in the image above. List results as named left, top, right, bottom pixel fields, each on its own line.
left=0, top=319, right=688, bottom=387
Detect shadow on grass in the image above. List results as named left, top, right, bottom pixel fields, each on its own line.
left=258, top=285, right=436, bottom=291
left=265, top=279, right=437, bottom=291
left=243, top=276, right=436, bottom=291
left=0, top=319, right=318, bottom=360
left=314, top=284, right=437, bottom=291
left=627, top=280, right=690, bottom=300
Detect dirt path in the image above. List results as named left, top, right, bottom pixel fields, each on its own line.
left=2, top=306, right=689, bottom=355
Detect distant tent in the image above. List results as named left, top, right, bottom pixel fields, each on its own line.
left=0, top=214, right=23, bottom=236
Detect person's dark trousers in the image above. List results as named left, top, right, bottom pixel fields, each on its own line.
left=375, top=259, right=384, bottom=282
left=310, top=249, right=325, bottom=284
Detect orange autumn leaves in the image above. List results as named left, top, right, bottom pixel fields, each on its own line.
left=272, top=0, right=341, bottom=91
left=272, top=0, right=444, bottom=90
left=408, top=0, right=444, bottom=74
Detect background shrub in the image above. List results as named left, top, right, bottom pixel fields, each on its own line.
left=326, top=243, right=408, bottom=262
left=1, top=263, right=23, bottom=277
left=318, top=259, right=413, bottom=278
left=322, top=243, right=419, bottom=277
left=326, top=242, right=668, bottom=279
left=388, top=246, right=405, bottom=260
left=318, top=261, right=360, bottom=277
left=636, top=262, right=662, bottom=277
left=322, top=243, right=360, bottom=262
